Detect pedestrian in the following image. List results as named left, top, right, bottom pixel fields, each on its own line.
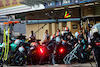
left=91, top=27, right=100, bottom=67
left=61, top=27, right=65, bottom=40
left=29, top=31, right=36, bottom=42
left=56, top=29, right=61, bottom=37
left=42, top=30, right=50, bottom=43
left=61, top=27, right=65, bottom=36
left=29, top=31, right=36, bottom=39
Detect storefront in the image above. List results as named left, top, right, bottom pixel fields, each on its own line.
left=25, top=3, right=99, bottom=41
left=25, top=7, right=80, bottom=41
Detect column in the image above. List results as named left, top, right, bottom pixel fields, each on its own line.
left=59, top=22, right=63, bottom=31
left=48, top=23, right=52, bottom=36
left=52, top=23, right=56, bottom=35
left=66, top=21, right=72, bottom=30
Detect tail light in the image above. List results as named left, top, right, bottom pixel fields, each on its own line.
left=39, top=47, right=44, bottom=54
left=59, top=48, right=64, bottom=53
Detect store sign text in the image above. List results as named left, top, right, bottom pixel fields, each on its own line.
left=0, top=0, right=21, bottom=8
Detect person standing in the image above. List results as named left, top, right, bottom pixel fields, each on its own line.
left=29, top=31, right=36, bottom=38
left=56, top=29, right=61, bottom=37
left=61, top=27, right=65, bottom=36
left=91, top=27, right=100, bottom=67
left=29, top=31, right=36, bottom=42
left=42, top=30, right=50, bottom=43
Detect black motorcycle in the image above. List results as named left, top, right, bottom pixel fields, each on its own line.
left=27, top=44, right=51, bottom=65
left=9, top=42, right=30, bottom=66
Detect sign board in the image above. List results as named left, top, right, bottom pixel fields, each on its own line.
left=0, top=0, right=22, bottom=9
left=45, top=0, right=97, bottom=8
left=73, top=25, right=78, bottom=29
left=64, top=11, right=71, bottom=18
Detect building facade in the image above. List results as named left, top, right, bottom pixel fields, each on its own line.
left=25, top=0, right=100, bottom=42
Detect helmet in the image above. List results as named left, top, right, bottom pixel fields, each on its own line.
left=56, top=32, right=60, bottom=36
left=92, top=27, right=99, bottom=35
left=50, top=35, right=55, bottom=40
left=92, top=23, right=100, bottom=34
left=6, top=31, right=10, bottom=36
left=30, top=42, right=38, bottom=46
left=14, top=39, right=21, bottom=45
left=1, top=43, right=6, bottom=48
left=65, top=27, right=69, bottom=31
left=62, top=40, right=67, bottom=45
left=18, top=46, right=25, bottom=53
left=64, top=27, right=69, bottom=34
left=6, top=31, right=8, bottom=35
left=56, top=37, right=61, bottom=43
left=75, top=32, right=80, bottom=39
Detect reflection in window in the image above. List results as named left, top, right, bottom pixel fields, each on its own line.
left=62, top=0, right=70, bottom=4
